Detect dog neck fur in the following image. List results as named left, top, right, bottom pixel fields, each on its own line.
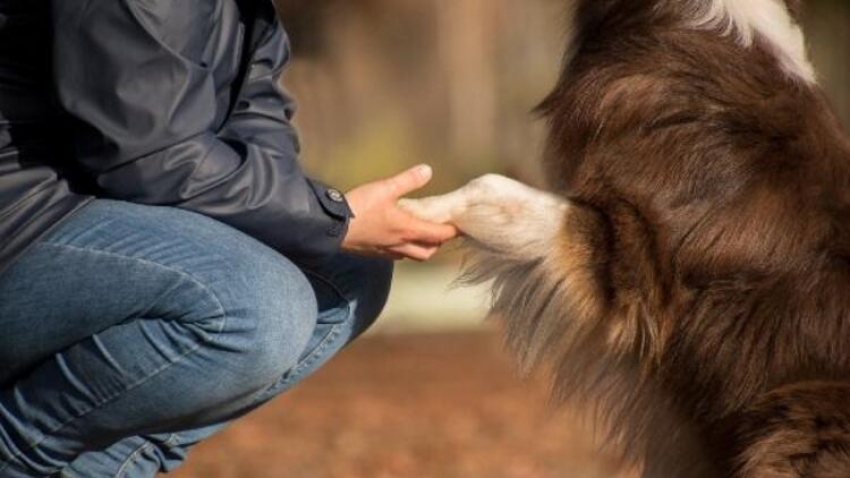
left=689, top=0, right=816, bottom=83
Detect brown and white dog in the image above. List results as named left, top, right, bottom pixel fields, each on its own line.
left=401, top=1, right=850, bottom=476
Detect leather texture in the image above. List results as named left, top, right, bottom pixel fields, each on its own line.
left=0, top=0, right=351, bottom=276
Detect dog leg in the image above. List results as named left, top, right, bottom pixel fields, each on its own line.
left=399, top=174, right=569, bottom=259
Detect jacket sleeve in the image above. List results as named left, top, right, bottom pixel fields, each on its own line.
left=51, top=0, right=351, bottom=259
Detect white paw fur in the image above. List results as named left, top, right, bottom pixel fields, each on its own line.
left=399, top=174, right=569, bottom=260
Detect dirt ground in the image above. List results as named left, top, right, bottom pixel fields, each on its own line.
left=169, top=330, right=635, bottom=478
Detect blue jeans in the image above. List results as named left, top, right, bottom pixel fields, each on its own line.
left=0, top=199, right=392, bottom=477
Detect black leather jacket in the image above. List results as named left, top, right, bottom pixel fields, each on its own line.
left=0, top=0, right=351, bottom=276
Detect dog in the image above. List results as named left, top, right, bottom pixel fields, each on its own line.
left=400, top=1, right=850, bottom=476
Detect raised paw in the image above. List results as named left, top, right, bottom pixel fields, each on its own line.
left=400, top=175, right=569, bottom=258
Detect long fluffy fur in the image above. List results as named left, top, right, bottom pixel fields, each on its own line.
left=445, top=0, right=850, bottom=476
left=458, top=204, right=719, bottom=476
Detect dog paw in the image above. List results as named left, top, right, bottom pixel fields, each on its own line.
left=401, top=174, right=569, bottom=257
left=397, top=195, right=465, bottom=224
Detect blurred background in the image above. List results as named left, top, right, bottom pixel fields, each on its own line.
left=172, top=1, right=850, bottom=476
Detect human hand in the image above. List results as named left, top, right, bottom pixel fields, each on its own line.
left=342, top=165, right=459, bottom=261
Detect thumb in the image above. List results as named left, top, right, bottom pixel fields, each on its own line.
left=383, top=164, right=433, bottom=198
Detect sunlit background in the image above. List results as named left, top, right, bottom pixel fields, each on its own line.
left=284, top=0, right=850, bottom=335
left=172, top=1, right=850, bottom=476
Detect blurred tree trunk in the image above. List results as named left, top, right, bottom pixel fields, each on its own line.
left=436, top=0, right=498, bottom=159
left=806, top=1, right=850, bottom=127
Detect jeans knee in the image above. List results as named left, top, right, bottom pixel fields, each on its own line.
left=213, top=257, right=318, bottom=390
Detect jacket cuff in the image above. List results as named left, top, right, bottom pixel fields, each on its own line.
left=307, top=178, right=353, bottom=248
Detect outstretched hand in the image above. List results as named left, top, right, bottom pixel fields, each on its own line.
left=342, top=165, right=459, bottom=261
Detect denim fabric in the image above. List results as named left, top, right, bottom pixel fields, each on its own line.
left=0, top=199, right=392, bottom=477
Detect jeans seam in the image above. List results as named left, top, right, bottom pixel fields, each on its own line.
left=278, top=321, right=345, bottom=389
left=162, top=433, right=180, bottom=447
left=114, top=440, right=155, bottom=478
left=36, top=242, right=228, bottom=332
left=281, top=269, right=353, bottom=384
left=114, top=433, right=179, bottom=478
left=303, top=269, right=351, bottom=301
left=0, top=334, right=221, bottom=474
left=0, top=242, right=230, bottom=474
left=302, top=269, right=353, bottom=325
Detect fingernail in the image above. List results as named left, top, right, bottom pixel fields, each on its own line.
left=417, top=164, right=433, bottom=178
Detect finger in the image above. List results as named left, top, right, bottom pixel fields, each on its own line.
left=382, top=164, right=433, bottom=198
left=399, top=215, right=460, bottom=245
left=383, top=251, right=407, bottom=261
left=389, top=243, right=440, bottom=262
left=398, top=196, right=459, bottom=224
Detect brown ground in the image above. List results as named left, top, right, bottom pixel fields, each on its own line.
left=169, top=330, right=635, bottom=478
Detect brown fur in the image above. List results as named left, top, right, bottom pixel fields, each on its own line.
left=474, top=0, right=850, bottom=476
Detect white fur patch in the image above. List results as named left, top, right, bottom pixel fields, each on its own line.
left=399, top=174, right=569, bottom=260
left=691, top=0, right=816, bottom=83
left=399, top=175, right=592, bottom=370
